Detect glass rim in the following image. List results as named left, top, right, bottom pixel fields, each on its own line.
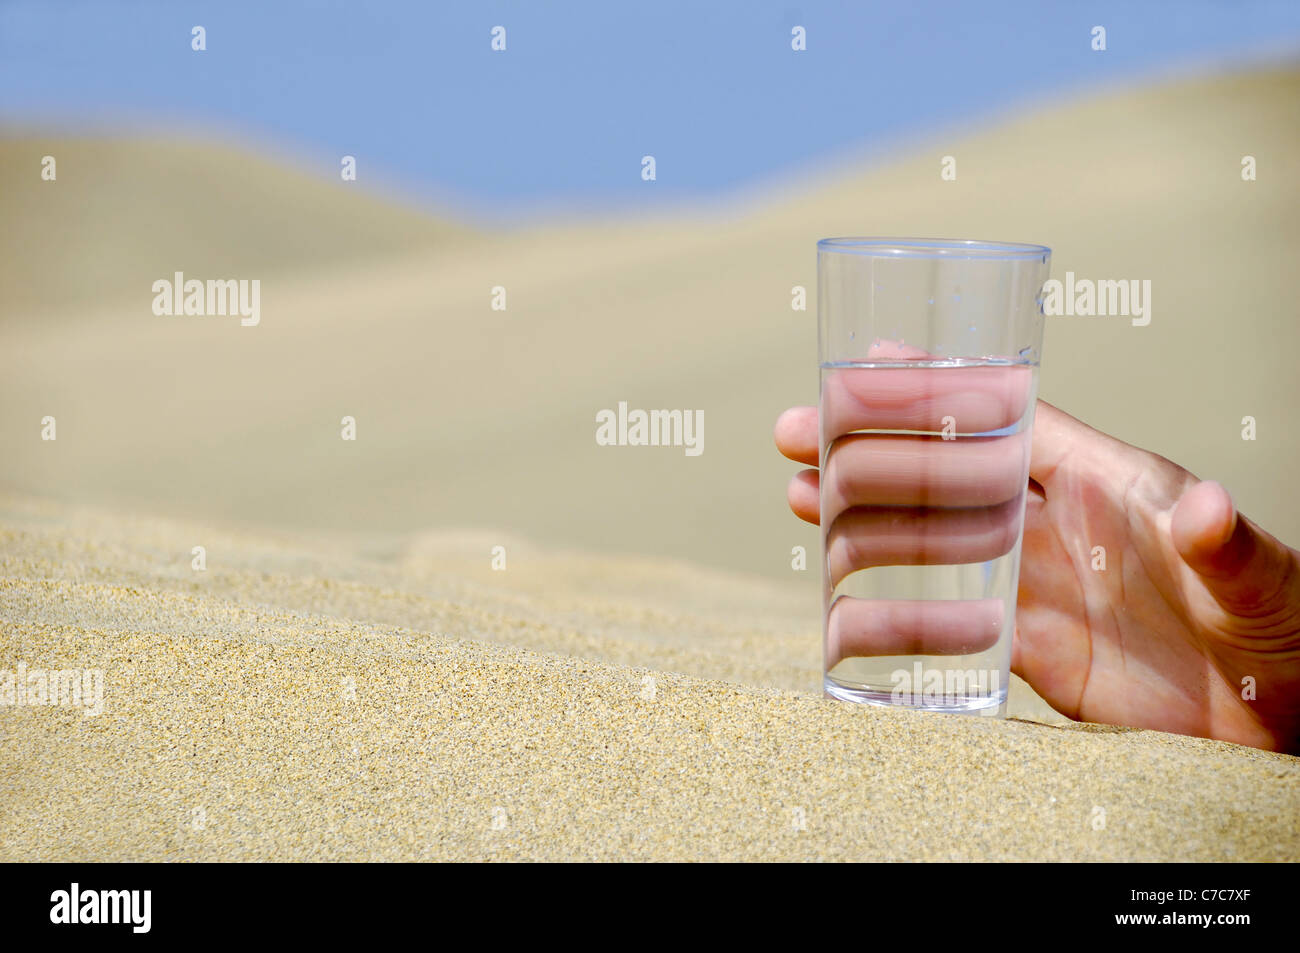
left=817, top=237, right=1051, bottom=260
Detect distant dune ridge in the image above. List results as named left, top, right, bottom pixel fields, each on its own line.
left=2, top=67, right=1299, bottom=860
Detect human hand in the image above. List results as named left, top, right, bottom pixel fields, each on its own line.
left=777, top=390, right=1300, bottom=752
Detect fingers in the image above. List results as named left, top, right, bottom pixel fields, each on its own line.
left=822, top=430, right=1030, bottom=512
left=1172, top=480, right=1300, bottom=618
left=1028, top=400, right=1127, bottom=492
left=785, top=359, right=1033, bottom=667
left=1029, top=406, right=1300, bottom=622
left=774, top=361, right=1035, bottom=471
left=774, top=406, right=818, bottom=466
left=776, top=409, right=820, bottom=524
left=787, top=469, right=820, bottom=525
left=1171, top=479, right=1236, bottom=560
left=821, top=363, right=1033, bottom=437
left=825, top=496, right=1023, bottom=588
left=805, top=464, right=1028, bottom=584
left=826, top=597, right=1005, bottom=666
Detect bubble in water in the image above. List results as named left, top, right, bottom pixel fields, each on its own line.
left=1018, top=346, right=1036, bottom=361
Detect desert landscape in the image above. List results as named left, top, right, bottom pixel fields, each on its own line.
left=2, top=66, right=1298, bottom=861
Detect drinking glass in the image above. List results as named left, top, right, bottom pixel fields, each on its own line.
left=818, top=237, right=1051, bottom=715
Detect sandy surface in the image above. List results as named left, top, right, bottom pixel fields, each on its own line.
left=3, top=67, right=1300, bottom=861
left=2, top=496, right=1296, bottom=862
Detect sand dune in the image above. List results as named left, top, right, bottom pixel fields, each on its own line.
left=2, top=67, right=1297, bottom=583
left=3, top=67, right=1300, bottom=860
left=0, top=134, right=475, bottom=321
left=2, top=495, right=1295, bottom=861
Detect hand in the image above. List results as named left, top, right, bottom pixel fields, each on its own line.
left=776, top=396, right=1300, bottom=753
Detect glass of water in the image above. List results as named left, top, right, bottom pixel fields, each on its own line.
left=817, top=238, right=1051, bottom=715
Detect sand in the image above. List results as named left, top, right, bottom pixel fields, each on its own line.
left=2, top=67, right=1298, bottom=582
left=3, top=66, right=1300, bottom=861
left=2, top=494, right=1296, bottom=862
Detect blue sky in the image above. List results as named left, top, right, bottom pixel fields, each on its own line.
left=3, top=1, right=1298, bottom=221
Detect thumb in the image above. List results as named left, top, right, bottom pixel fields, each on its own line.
left=1171, top=480, right=1298, bottom=617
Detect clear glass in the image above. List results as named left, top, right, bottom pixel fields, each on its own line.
left=817, top=238, right=1051, bottom=716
